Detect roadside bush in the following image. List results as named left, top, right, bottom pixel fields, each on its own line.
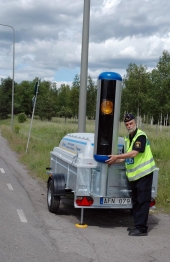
left=14, top=125, right=20, bottom=134
left=18, top=113, right=27, bottom=123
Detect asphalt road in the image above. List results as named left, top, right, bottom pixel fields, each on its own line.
left=0, top=133, right=170, bottom=262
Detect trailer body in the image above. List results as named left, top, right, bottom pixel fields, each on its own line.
left=47, top=132, right=159, bottom=212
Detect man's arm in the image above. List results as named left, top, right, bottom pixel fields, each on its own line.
left=106, top=135, right=146, bottom=165
left=105, top=150, right=139, bottom=165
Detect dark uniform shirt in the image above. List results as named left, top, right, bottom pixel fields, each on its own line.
left=129, top=128, right=146, bottom=153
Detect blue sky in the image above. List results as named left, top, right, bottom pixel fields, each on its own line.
left=54, top=67, right=80, bottom=82
left=0, top=0, right=170, bottom=87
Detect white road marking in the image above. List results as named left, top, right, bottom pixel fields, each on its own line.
left=7, top=183, right=14, bottom=191
left=17, top=209, right=27, bottom=223
left=0, top=168, right=5, bottom=173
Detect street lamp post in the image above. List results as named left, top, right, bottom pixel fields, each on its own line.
left=0, top=23, right=15, bottom=130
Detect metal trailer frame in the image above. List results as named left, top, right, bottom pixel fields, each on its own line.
left=47, top=133, right=159, bottom=225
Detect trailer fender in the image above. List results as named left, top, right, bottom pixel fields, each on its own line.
left=48, top=173, right=65, bottom=196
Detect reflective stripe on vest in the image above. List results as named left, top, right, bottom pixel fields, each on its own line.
left=127, top=164, right=156, bottom=181
left=125, top=129, right=156, bottom=181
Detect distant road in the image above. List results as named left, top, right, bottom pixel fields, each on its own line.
left=0, top=134, right=170, bottom=262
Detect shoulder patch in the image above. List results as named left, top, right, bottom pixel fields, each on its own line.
left=135, top=141, right=141, bottom=148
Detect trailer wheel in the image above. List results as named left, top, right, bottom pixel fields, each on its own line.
left=47, top=180, right=60, bottom=213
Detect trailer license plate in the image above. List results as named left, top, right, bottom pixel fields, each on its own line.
left=100, top=197, right=131, bottom=205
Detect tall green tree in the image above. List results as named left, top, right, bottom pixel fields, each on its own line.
left=72, top=74, right=80, bottom=89
left=35, top=80, right=57, bottom=120
left=56, top=84, right=71, bottom=115
left=151, top=50, right=170, bottom=121
left=0, top=77, right=14, bottom=119
left=68, top=87, right=79, bottom=119
left=86, top=76, right=97, bottom=119
left=121, top=63, right=152, bottom=120
left=67, top=75, right=80, bottom=119
left=15, top=80, right=33, bottom=115
left=36, top=93, right=56, bottom=121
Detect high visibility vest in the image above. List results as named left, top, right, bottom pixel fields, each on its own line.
left=124, top=129, right=156, bottom=181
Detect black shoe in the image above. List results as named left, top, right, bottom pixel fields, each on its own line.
left=128, top=229, right=147, bottom=236
left=127, top=226, right=136, bottom=231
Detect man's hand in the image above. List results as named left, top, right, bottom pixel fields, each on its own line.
left=105, top=155, right=118, bottom=165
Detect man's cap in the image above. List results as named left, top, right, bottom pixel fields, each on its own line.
left=124, top=113, right=135, bottom=123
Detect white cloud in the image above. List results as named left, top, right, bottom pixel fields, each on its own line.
left=0, top=0, right=170, bottom=84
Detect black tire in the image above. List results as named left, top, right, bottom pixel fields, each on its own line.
left=47, top=180, right=60, bottom=213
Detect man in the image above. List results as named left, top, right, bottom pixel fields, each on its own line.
left=105, top=113, right=156, bottom=236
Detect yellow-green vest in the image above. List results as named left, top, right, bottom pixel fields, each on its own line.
left=124, top=129, right=156, bottom=181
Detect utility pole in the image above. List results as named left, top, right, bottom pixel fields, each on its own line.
left=78, top=0, right=91, bottom=132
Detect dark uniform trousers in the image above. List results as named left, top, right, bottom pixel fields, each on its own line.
left=130, top=172, right=153, bottom=233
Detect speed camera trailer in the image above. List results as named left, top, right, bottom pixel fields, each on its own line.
left=46, top=72, right=159, bottom=226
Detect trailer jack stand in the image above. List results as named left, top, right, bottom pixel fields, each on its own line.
left=75, top=208, right=88, bottom=228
